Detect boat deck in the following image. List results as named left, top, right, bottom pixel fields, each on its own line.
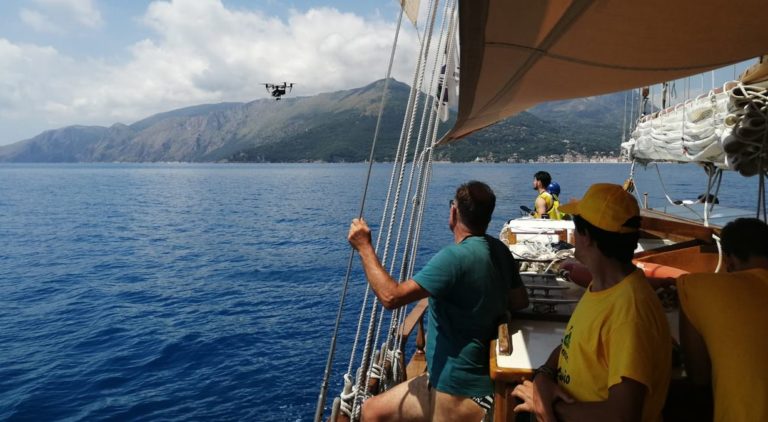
left=644, top=203, right=754, bottom=228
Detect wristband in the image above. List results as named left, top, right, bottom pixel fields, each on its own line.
left=532, top=365, right=557, bottom=381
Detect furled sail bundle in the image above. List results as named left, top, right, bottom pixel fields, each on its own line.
left=622, top=73, right=768, bottom=174
left=621, top=83, right=737, bottom=166
left=622, top=86, right=733, bottom=165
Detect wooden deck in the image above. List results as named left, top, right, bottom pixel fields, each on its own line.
left=405, top=351, right=427, bottom=380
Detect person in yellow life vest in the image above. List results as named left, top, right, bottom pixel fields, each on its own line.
left=532, top=171, right=560, bottom=219
left=677, top=218, right=768, bottom=422
left=547, top=182, right=564, bottom=220
left=512, top=183, right=671, bottom=422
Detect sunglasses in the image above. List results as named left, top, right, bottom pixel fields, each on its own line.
left=449, top=199, right=455, bottom=208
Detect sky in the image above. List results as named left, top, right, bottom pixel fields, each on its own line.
left=0, top=0, right=422, bottom=145
left=0, top=1, right=758, bottom=147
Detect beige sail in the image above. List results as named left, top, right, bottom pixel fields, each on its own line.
left=399, top=0, right=420, bottom=26
left=440, top=0, right=768, bottom=144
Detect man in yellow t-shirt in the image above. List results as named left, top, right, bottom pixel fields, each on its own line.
left=512, top=183, right=671, bottom=422
left=532, top=171, right=555, bottom=219
left=677, top=218, right=768, bottom=422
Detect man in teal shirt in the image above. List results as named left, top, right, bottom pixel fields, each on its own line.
left=348, top=181, right=529, bottom=421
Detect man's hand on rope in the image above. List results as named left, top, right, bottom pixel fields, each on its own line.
left=348, top=218, right=373, bottom=251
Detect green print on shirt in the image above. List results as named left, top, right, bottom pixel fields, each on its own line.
left=560, top=325, right=573, bottom=362
left=562, top=325, right=573, bottom=349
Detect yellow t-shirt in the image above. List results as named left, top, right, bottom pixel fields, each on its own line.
left=557, top=269, right=671, bottom=422
left=677, top=268, right=768, bottom=422
left=533, top=191, right=553, bottom=219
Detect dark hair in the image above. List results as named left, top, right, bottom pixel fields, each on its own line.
left=455, top=181, right=496, bottom=233
left=573, top=215, right=639, bottom=263
left=721, top=218, right=768, bottom=261
left=534, top=171, right=551, bottom=187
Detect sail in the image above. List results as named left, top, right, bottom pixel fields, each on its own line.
left=437, top=11, right=459, bottom=122
left=621, top=85, right=734, bottom=166
left=399, top=0, right=420, bottom=26
left=440, top=0, right=768, bottom=144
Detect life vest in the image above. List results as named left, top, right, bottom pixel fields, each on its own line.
left=549, top=194, right=563, bottom=220
left=534, top=191, right=562, bottom=220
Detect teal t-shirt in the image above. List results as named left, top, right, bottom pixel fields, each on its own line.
left=413, top=235, right=522, bottom=396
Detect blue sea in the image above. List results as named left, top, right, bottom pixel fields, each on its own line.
left=0, top=162, right=760, bottom=421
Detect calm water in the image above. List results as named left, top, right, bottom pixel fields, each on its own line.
left=0, top=162, right=760, bottom=421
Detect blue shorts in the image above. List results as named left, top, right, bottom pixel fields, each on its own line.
left=426, top=374, right=494, bottom=412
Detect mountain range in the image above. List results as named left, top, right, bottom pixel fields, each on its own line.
left=0, top=79, right=629, bottom=163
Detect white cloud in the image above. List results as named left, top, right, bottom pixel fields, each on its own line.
left=0, top=38, right=77, bottom=119
left=0, top=0, right=420, bottom=144
left=25, top=0, right=103, bottom=31
left=19, top=8, right=62, bottom=33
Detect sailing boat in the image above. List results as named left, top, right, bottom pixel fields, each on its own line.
left=316, top=0, right=768, bottom=421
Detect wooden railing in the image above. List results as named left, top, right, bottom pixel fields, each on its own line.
left=397, top=298, right=429, bottom=379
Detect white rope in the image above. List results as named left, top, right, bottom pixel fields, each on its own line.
left=700, top=165, right=723, bottom=227
left=352, top=0, right=444, bottom=418
left=340, top=2, right=430, bottom=416
left=703, top=164, right=713, bottom=226
left=334, top=0, right=469, bottom=417
left=653, top=163, right=681, bottom=206
left=344, top=1, right=417, bottom=380
left=381, top=0, right=450, bottom=350
left=358, top=1, right=457, bottom=403
left=628, top=89, right=636, bottom=135
left=368, top=361, right=383, bottom=380
left=317, top=6, right=409, bottom=421
left=622, top=91, right=629, bottom=144
left=389, top=349, right=404, bottom=389
left=338, top=374, right=357, bottom=419
left=713, top=233, right=723, bottom=273
left=711, top=167, right=724, bottom=214
left=387, top=0, right=457, bottom=365
left=627, top=159, right=643, bottom=204
left=652, top=163, right=705, bottom=220
left=367, top=0, right=447, bottom=389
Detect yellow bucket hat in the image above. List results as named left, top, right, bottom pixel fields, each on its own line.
left=559, top=183, right=640, bottom=233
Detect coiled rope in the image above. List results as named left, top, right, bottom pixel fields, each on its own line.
left=721, top=83, right=768, bottom=221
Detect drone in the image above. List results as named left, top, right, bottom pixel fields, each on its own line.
left=263, top=82, right=294, bottom=100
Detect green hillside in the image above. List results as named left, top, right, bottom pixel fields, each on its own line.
left=0, top=79, right=627, bottom=163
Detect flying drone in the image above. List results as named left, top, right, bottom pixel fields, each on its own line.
left=262, top=82, right=294, bottom=100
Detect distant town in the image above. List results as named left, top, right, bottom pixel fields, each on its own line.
left=471, top=151, right=625, bottom=163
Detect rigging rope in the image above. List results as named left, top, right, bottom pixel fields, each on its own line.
left=651, top=162, right=705, bottom=220
left=344, top=0, right=439, bottom=405
left=622, top=91, right=629, bottom=144
left=384, top=0, right=457, bottom=371
left=358, top=0, right=457, bottom=411
left=313, top=7, right=407, bottom=422
left=703, top=164, right=714, bottom=226
left=352, top=0, right=445, bottom=418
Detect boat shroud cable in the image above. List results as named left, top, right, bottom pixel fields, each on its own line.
left=313, top=6, right=407, bottom=422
